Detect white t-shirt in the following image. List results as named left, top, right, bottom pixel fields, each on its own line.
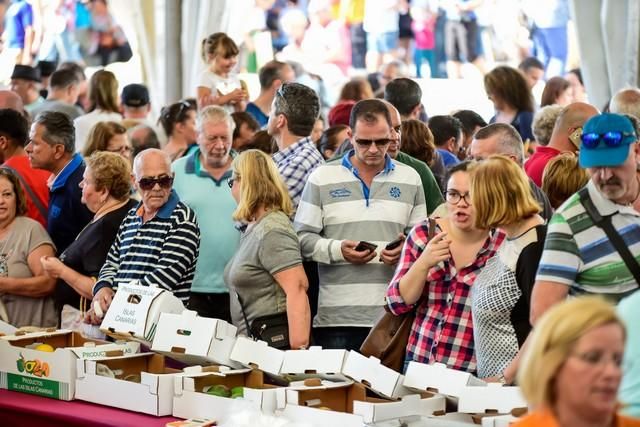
left=363, top=0, right=400, bottom=33
left=197, top=70, right=243, bottom=113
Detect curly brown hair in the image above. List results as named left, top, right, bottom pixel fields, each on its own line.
left=85, top=151, right=133, bottom=201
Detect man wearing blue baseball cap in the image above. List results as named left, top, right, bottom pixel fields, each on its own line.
left=531, top=113, right=640, bottom=324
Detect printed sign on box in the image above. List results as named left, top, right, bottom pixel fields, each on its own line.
left=100, top=281, right=184, bottom=344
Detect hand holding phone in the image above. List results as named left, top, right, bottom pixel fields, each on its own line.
left=354, top=241, right=378, bottom=252
left=385, top=237, right=404, bottom=251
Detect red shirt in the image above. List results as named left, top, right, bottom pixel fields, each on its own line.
left=524, top=145, right=561, bottom=187
left=3, top=155, right=51, bottom=228
left=386, top=220, right=505, bottom=374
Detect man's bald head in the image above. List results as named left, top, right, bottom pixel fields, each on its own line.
left=610, top=88, right=640, bottom=118
left=0, top=90, right=25, bottom=113
left=133, top=148, right=171, bottom=180
left=548, top=102, right=599, bottom=152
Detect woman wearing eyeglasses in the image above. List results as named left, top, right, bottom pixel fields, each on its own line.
left=386, top=161, right=505, bottom=373
left=158, top=99, right=198, bottom=162
left=224, top=150, right=311, bottom=349
left=41, top=152, right=137, bottom=316
left=514, top=297, right=640, bottom=427
left=469, top=156, right=546, bottom=384
left=83, top=121, right=132, bottom=163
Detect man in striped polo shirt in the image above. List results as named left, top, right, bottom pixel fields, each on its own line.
left=294, top=99, right=426, bottom=350
left=531, top=113, right=640, bottom=324
left=89, top=149, right=200, bottom=321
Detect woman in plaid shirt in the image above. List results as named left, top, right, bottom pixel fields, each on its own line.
left=386, top=161, right=505, bottom=374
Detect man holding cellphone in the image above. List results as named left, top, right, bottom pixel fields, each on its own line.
left=294, top=99, right=426, bottom=350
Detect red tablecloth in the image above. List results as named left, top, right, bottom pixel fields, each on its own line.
left=0, top=389, right=180, bottom=427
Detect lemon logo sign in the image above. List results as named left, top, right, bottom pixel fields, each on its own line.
left=16, top=353, right=50, bottom=378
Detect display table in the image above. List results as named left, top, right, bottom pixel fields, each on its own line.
left=0, top=389, right=180, bottom=427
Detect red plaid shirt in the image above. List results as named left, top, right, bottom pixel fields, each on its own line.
left=386, top=220, right=505, bottom=374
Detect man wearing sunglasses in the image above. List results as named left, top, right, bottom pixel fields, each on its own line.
left=172, top=106, right=239, bottom=322
left=532, top=113, right=640, bottom=325
left=89, top=149, right=200, bottom=322
left=294, top=98, right=426, bottom=350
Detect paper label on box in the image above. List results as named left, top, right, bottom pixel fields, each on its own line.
left=6, top=373, right=67, bottom=399
left=101, top=282, right=162, bottom=337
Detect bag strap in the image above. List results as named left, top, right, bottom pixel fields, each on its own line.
left=1, top=165, right=48, bottom=220
left=235, top=292, right=255, bottom=339
left=578, top=187, right=640, bottom=283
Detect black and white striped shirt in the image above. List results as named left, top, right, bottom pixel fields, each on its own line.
left=93, top=191, right=200, bottom=302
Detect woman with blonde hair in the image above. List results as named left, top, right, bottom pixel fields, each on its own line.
left=515, top=297, right=640, bottom=427
left=224, top=150, right=310, bottom=349
left=74, top=70, right=122, bottom=153
left=542, top=153, right=590, bottom=210
left=470, top=155, right=546, bottom=384
left=83, top=121, right=132, bottom=162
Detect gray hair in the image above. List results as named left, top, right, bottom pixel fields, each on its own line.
left=474, top=123, right=524, bottom=165
left=196, top=105, right=236, bottom=134
left=532, top=105, right=563, bottom=146
left=33, top=111, right=75, bottom=153
left=133, top=148, right=171, bottom=180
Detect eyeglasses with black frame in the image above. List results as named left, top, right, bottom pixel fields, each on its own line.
left=137, top=175, right=174, bottom=191
left=581, top=131, right=637, bottom=149
left=354, top=138, right=393, bottom=147
left=445, top=190, right=471, bottom=205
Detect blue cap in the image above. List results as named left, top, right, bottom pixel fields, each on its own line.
left=579, top=113, right=637, bottom=168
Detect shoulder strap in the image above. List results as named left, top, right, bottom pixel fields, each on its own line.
left=1, top=165, right=48, bottom=220
left=235, top=292, right=255, bottom=339
left=578, top=187, right=640, bottom=284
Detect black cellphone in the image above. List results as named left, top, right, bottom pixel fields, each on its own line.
left=428, top=217, right=438, bottom=240
left=355, top=241, right=378, bottom=252
left=385, top=237, right=404, bottom=251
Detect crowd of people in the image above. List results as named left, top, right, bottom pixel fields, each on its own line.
left=1, top=7, right=640, bottom=424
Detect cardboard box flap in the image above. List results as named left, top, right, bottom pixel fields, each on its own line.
left=229, top=336, right=284, bottom=375
left=150, top=310, right=239, bottom=367
left=280, top=347, right=348, bottom=375
left=403, top=362, right=486, bottom=397
left=353, top=394, right=448, bottom=423
left=284, top=381, right=366, bottom=413
left=342, top=351, right=409, bottom=398
left=457, top=384, right=527, bottom=414
left=100, top=282, right=184, bottom=342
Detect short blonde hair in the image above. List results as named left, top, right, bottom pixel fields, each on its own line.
left=471, top=155, right=540, bottom=229
left=518, top=297, right=625, bottom=409
left=85, top=151, right=132, bottom=201
left=542, top=153, right=589, bottom=210
left=532, top=104, right=563, bottom=146
left=232, top=150, right=293, bottom=222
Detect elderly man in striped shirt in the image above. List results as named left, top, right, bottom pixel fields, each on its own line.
left=88, top=149, right=200, bottom=322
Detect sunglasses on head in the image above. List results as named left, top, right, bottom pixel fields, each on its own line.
left=138, top=175, right=173, bottom=191
left=581, top=131, right=636, bottom=149
left=354, top=138, right=392, bottom=147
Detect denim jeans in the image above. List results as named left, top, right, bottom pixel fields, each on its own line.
left=313, top=326, right=370, bottom=351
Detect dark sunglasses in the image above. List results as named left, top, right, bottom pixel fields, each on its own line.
left=581, top=131, right=636, bottom=149
left=138, top=175, right=173, bottom=191
left=354, top=138, right=392, bottom=147
left=227, top=175, right=239, bottom=188
left=163, top=100, right=194, bottom=122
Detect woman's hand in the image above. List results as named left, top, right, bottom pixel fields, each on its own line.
left=416, top=231, right=451, bottom=269
left=40, top=256, right=65, bottom=279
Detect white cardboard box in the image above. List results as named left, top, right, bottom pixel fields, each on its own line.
left=353, top=393, right=447, bottom=423
left=280, top=346, right=349, bottom=381
left=151, top=310, right=241, bottom=368
left=100, top=281, right=184, bottom=344
left=229, top=336, right=285, bottom=375
left=0, top=329, right=139, bottom=400
left=457, top=384, right=527, bottom=414
left=75, top=352, right=182, bottom=416
left=0, top=319, right=17, bottom=335
left=403, top=362, right=486, bottom=397
left=342, top=351, right=410, bottom=399
left=278, top=403, right=365, bottom=427
left=172, top=366, right=284, bottom=421
left=481, top=414, right=521, bottom=427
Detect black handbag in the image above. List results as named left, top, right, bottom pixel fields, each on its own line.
left=236, top=292, right=290, bottom=350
